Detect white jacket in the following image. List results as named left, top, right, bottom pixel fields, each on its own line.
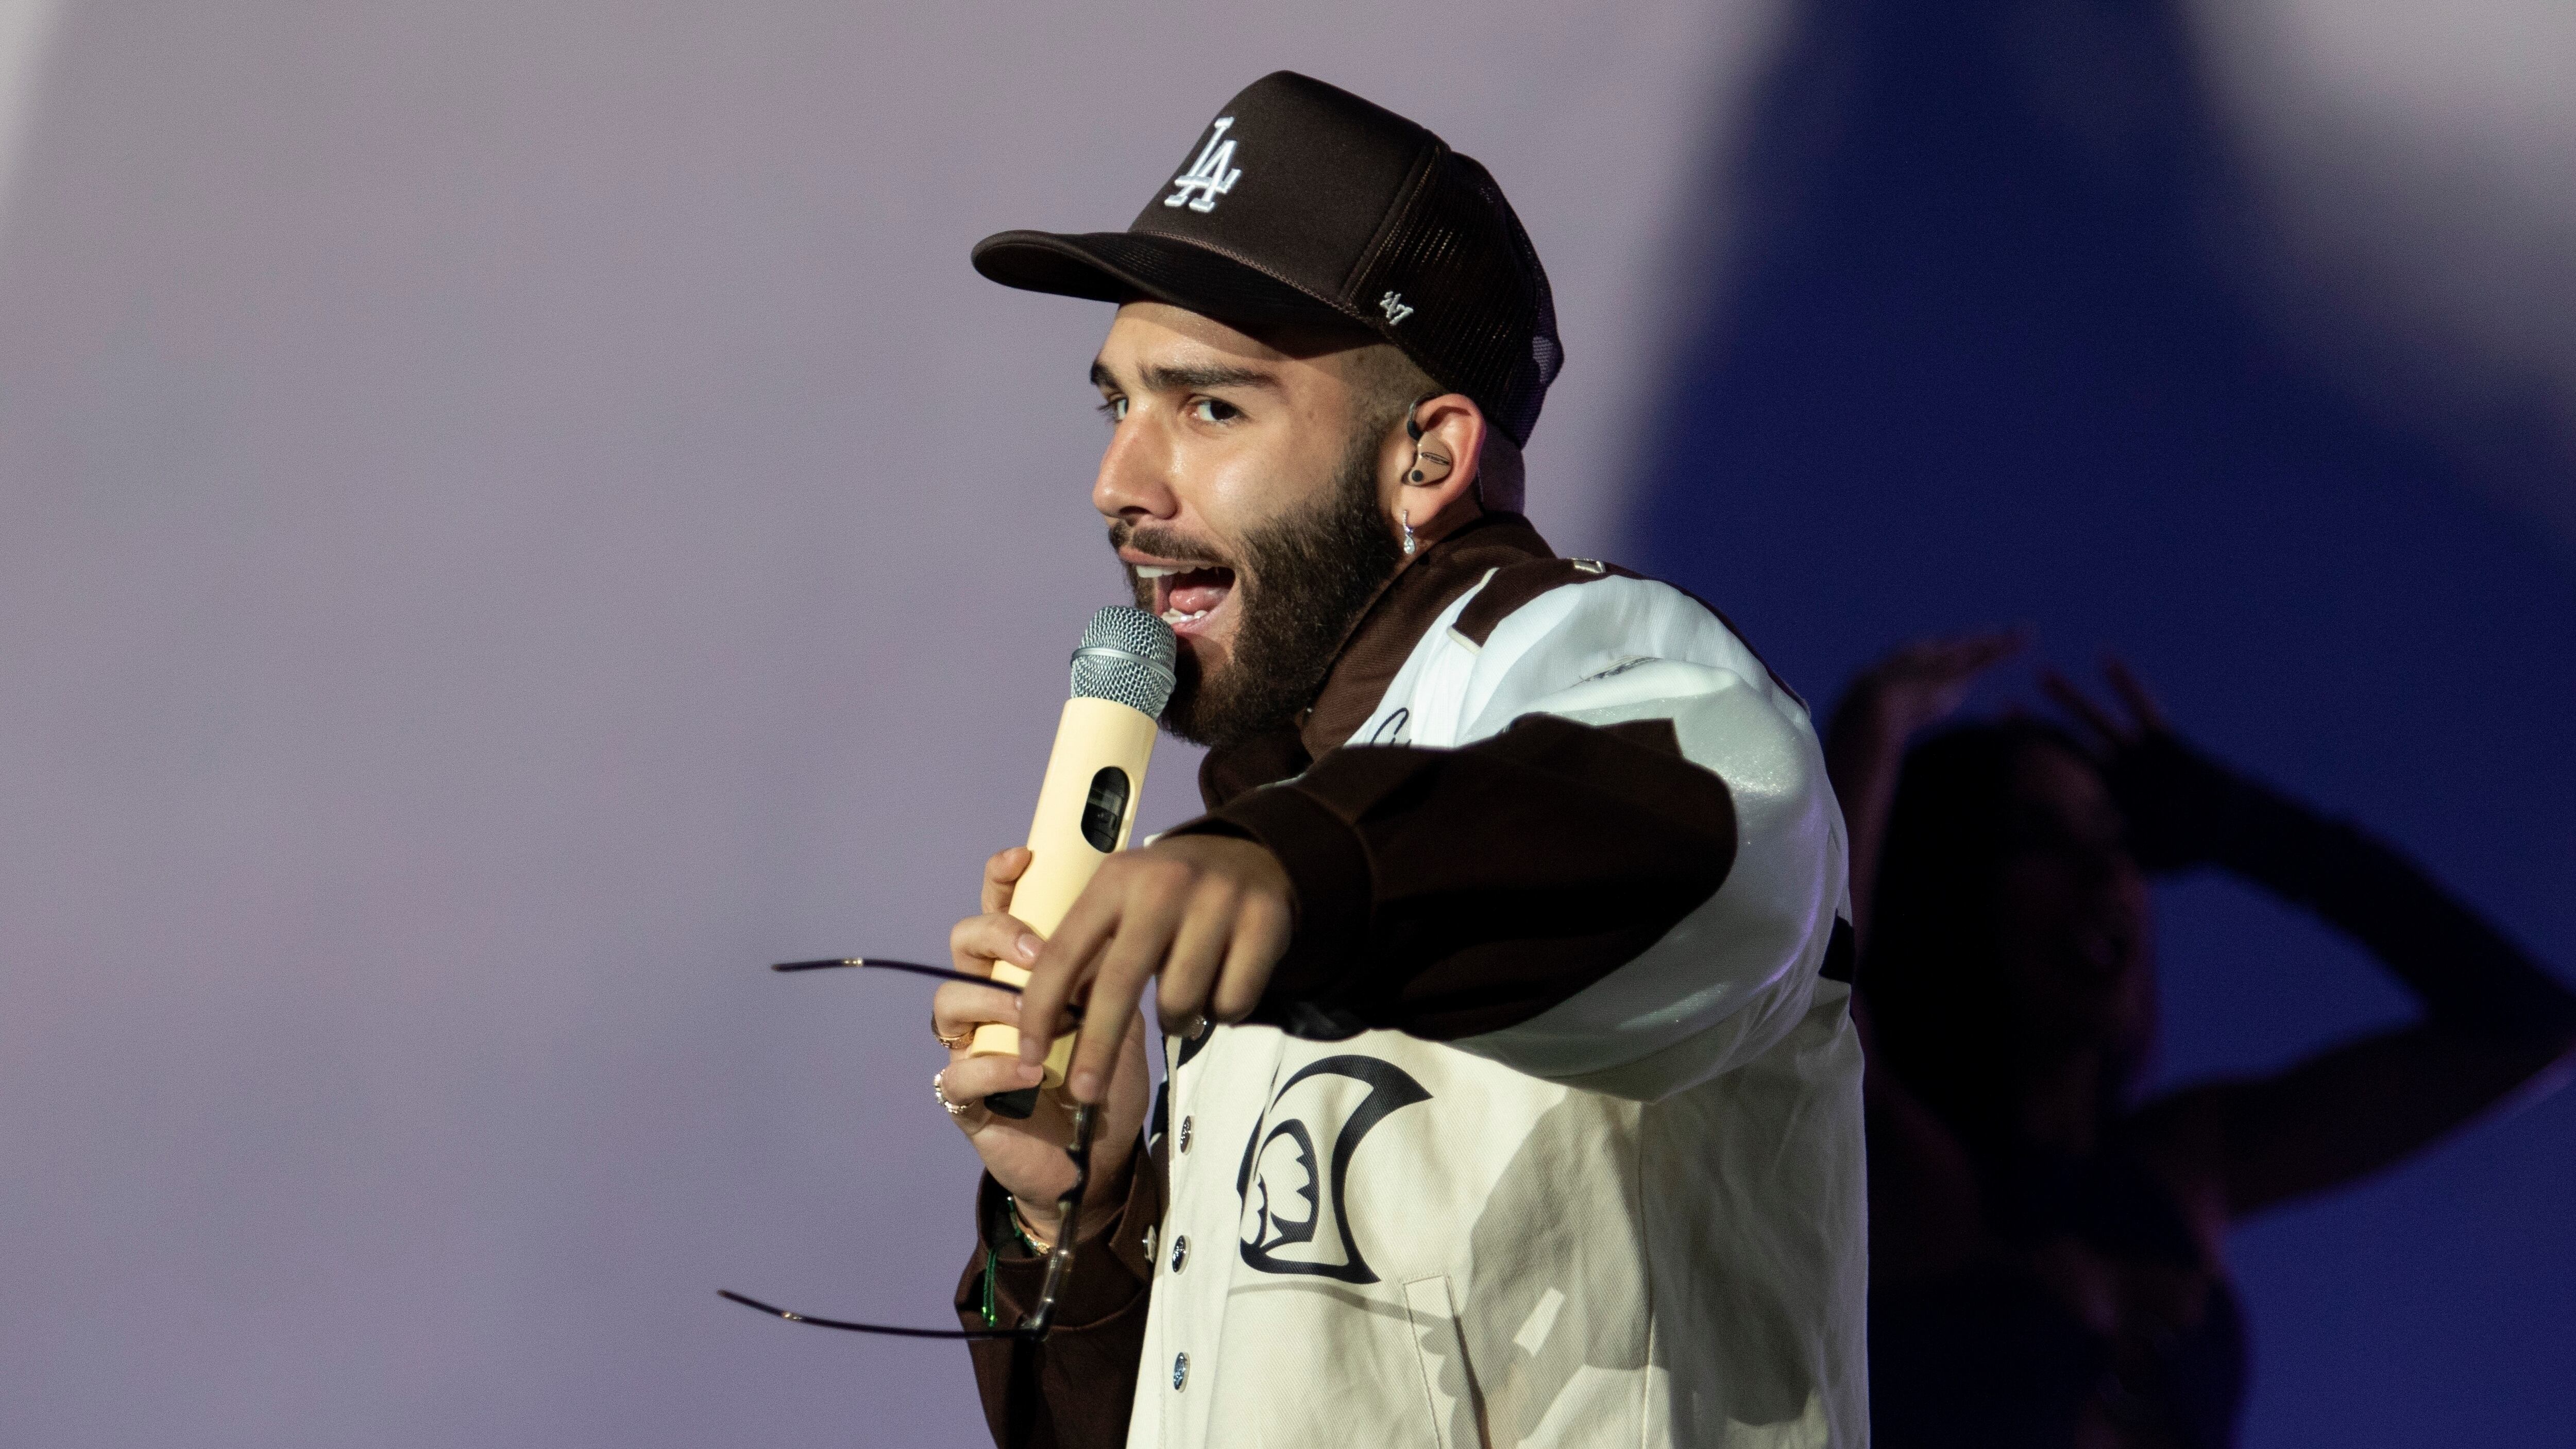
left=964, top=519, right=1866, bottom=1449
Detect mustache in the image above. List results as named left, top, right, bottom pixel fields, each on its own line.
left=1106, top=520, right=1243, bottom=575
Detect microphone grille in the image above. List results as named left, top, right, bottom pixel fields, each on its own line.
left=1070, top=605, right=1178, bottom=717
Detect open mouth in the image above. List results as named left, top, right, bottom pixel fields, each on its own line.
left=1132, top=561, right=1238, bottom=637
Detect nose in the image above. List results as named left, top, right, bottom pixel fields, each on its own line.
left=1092, top=414, right=1179, bottom=525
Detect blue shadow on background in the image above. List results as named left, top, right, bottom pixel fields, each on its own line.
left=1621, top=1, right=2576, bottom=1444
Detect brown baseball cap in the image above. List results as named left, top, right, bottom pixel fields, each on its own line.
left=972, top=71, right=1563, bottom=446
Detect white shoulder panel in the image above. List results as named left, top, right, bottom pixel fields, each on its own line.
left=1435, top=577, right=1848, bottom=1101
left=1458, top=575, right=1810, bottom=746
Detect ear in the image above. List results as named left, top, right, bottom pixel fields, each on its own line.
left=1384, top=393, right=1487, bottom=546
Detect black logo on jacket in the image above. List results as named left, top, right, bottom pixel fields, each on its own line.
left=1234, top=1055, right=1431, bottom=1284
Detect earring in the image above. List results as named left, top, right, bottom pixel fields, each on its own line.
left=1400, top=509, right=1417, bottom=556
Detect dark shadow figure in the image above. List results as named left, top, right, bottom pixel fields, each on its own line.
left=1625, top=0, right=2576, bottom=1444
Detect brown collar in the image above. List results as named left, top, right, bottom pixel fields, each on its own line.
left=1197, top=512, right=1556, bottom=808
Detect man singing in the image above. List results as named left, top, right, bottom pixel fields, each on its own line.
left=928, top=73, right=1865, bottom=1448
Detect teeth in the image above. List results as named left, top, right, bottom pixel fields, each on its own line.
left=1134, top=565, right=1178, bottom=579
left=1160, top=608, right=1210, bottom=625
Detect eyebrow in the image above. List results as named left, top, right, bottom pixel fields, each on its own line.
left=1089, top=359, right=1282, bottom=395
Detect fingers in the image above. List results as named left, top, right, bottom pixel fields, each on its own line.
left=937, top=1055, right=1045, bottom=1120
left=2040, top=667, right=2127, bottom=749
left=1014, top=838, right=1293, bottom=1104
left=2099, top=655, right=2170, bottom=734
left=1846, top=628, right=2032, bottom=740
left=1863, top=637, right=1954, bottom=687
left=1919, top=633, right=2025, bottom=717
left=1061, top=870, right=1186, bottom=1101
left=1155, top=876, right=1235, bottom=1036
left=933, top=977, right=1023, bottom=1044
left=1910, top=629, right=2026, bottom=690
left=1017, top=875, right=1121, bottom=1070
left=1163, top=837, right=1291, bottom=1030
left=1949, top=627, right=2031, bottom=674
left=981, top=846, right=1032, bottom=915
left=1877, top=627, right=2025, bottom=680
left=950, top=910, right=1043, bottom=979
left=1066, top=952, right=1156, bottom=1105
left=1209, top=889, right=1290, bottom=1024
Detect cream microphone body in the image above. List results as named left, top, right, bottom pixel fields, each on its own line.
left=971, top=605, right=1177, bottom=1114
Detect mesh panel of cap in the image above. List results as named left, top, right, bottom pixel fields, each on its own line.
left=1347, top=151, right=1561, bottom=447
left=1070, top=605, right=1178, bottom=716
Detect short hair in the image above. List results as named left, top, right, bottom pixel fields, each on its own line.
left=1337, top=339, right=1440, bottom=434
left=1334, top=340, right=1527, bottom=515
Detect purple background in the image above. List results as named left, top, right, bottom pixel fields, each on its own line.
left=1, top=3, right=2567, bottom=1445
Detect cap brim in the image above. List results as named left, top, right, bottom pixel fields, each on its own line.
left=972, top=230, right=1365, bottom=330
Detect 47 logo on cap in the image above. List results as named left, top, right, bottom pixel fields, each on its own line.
left=1165, top=116, right=1242, bottom=213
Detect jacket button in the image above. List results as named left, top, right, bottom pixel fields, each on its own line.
left=1172, top=1352, right=1189, bottom=1391
left=1170, top=1234, right=1189, bottom=1273
left=1178, top=1116, right=1193, bottom=1153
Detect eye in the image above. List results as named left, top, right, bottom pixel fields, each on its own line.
left=1188, top=397, right=1241, bottom=424
left=1096, top=396, right=1129, bottom=423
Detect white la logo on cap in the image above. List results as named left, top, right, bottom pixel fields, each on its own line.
left=1165, top=116, right=1242, bottom=214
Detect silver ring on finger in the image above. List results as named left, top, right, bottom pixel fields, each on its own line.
left=933, top=1071, right=969, bottom=1118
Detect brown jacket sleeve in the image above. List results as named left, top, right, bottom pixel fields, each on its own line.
left=953, top=1146, right=1161, bottom=1449
left=1166, top=712, right=1737, bottom=1042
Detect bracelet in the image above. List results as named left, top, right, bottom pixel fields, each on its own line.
left=1007, top=1196, right=1058, bottom=1254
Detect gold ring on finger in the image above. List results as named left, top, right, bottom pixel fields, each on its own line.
left=934, top=1020, right=972, bottom=1050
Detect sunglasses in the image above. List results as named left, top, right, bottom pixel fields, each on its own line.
left=719, top=958, right=1097, bottom=1341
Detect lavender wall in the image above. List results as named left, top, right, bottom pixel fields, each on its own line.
left=4, top=3, right=2569, bottom=1445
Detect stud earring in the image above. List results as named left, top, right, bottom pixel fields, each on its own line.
left=1400, top=509, right=1417, bottom=557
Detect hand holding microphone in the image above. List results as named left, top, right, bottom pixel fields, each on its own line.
left=959, top=603, right=1291, bottom=1109
left=933, top=846, right=1152, bottom=1233
left=980, top=606, right=1292, bottom=1105
left=1015, top=832, right=1290, bottom=1101
left=961, top=606, right=1180, bottom=1111
left=942, top=829, right=1288, bottom=1235
left=936, top=604, right=1293, bottom=1232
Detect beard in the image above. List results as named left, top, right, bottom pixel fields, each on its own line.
left=1114, top=427, right=1405, bottom=749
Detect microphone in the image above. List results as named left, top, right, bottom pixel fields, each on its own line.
left=971, top=605, right=1177, bottom=1116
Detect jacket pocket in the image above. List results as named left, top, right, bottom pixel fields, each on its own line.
left=1403, top=1275, right=1487, bottom=1449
